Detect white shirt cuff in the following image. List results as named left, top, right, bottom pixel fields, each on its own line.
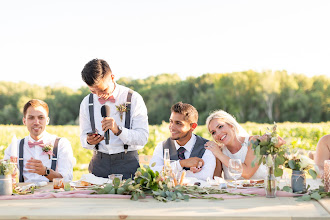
left=117, top=127, right=127, bottom=142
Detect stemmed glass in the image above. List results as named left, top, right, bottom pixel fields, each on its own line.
left=228, top=159, right=243, bottom=190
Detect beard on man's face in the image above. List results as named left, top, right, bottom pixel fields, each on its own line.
left=170, top=130, right=190, bottom=141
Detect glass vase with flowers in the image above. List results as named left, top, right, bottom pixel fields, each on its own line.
left=284, top=151, right=317, bottom=193
left=0, top=159, right=16, bottom=195
left=250, top=123, right=287, bottom=198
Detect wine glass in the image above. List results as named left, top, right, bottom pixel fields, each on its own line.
left=228, top=159, right=243, bottom=190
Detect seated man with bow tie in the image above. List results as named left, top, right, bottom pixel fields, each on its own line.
left=4, top=99, right=74, bottom=183
left=149, top=102, right=216, bottom=181
left=79, top=59, right=149, bottom=180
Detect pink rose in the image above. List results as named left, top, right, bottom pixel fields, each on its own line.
left=258, top=134, right=270, bottom=146
left=275, top=136, right=286, bottom=148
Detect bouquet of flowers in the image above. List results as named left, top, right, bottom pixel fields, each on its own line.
left=0, top=160, right=16, bottom=176
left=250, top=123, right=287, bottom=177
left=284, top=151, right=317, bottom=179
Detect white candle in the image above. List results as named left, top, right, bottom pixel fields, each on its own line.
left=9, top=134, right=18, bottom=158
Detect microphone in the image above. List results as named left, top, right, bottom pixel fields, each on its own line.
left=101, top=105, right=111, bottom=145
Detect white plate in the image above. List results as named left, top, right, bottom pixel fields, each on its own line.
left=227, top=180, right=264, bottom=189
left=70, top=181, right=96, bottom=188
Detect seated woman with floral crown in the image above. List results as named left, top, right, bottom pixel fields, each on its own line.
left=314, top=134, right=330, bottom=177
left=204, top=110, right=285, bottom=180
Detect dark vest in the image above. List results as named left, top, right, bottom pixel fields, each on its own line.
left=162, top=135, right=208, bottom=161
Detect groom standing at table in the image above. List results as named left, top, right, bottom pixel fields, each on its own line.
left=79, top=58, right=149, bottom=180
left=4, top=99, right=74, bottom=183
left=149, top=102, right=216, bottom=181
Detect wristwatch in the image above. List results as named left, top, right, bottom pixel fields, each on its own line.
left=44, top=167, right=50, bottom=176
left=114, top=125, right=123, bottom=136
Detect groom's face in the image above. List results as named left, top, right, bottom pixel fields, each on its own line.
left=169, top=112, right=192, bottom=141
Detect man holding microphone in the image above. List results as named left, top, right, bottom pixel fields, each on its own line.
left=79, top=58, right=149, bottom=179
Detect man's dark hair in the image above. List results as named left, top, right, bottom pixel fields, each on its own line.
left=81, top=59, right=112, bottom=86
left=171, top=102, right=198, bottom=123
left=23, top=99, right=49, bottom=117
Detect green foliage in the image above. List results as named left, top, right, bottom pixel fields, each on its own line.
left=0, top=160, right=15, bottom=175
left=282, top=184, right=329, bottom=202
left=296, top=186, right=330, bottom=201
left=284, top=149, right=318, bottom=179
left=92, top=165, right=256, bottom=202
left=93, top=164, right=192, bottom=202
left=1, top=71, right=330, bottom=126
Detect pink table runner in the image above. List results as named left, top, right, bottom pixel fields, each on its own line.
left=0, top=187, right=302, bottom=200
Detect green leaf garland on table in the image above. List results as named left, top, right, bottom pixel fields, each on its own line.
left=91, top=164, right=257, bottom=202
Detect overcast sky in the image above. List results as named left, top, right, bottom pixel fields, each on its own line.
left=1, top=0, right=329, bottom=89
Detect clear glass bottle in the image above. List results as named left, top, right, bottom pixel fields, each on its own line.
left=10, top=156, right=19, bottom=191
left=265, top=165, right=276, bottom=198
left=164, top=149, right=170, bottom=169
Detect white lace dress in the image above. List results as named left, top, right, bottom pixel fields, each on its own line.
left=222, top=136, right=267, bottom=180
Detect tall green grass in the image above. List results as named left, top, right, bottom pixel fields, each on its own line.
left=1, top=122, right=329, bottom=180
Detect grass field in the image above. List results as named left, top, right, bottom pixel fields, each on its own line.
left=1, top=122, right=329, bottom=180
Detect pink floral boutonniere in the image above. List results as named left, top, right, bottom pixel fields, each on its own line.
left=42, top=144, right=54, bottom=159
left=116, top=103, right=129, bottom=121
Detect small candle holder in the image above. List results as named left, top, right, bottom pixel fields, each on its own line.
left=108, top=174, right=123, bottom=184
left=53, top=178, right=64, bottom=189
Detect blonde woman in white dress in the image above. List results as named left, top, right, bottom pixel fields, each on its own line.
left=204, top=110, right=284, bottom=180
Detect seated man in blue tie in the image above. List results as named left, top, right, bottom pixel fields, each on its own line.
left=4, top=99, right=74, bottom=183
left=149, top=102, right=216, bottom=181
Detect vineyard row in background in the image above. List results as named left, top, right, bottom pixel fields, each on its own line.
left=1, top=122, right=328, bottom=161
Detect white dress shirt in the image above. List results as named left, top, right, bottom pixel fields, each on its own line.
left=149, top=134, right=216, bottom=181
left=79, top=83, right=149, bottom=155
left=4, top=131, right=74, bottom=182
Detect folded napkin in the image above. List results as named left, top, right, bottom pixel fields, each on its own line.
left=80, top=173, right=109, bottom=185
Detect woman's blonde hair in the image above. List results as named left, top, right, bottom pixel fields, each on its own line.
left=205, top=110, right=241, bottom=136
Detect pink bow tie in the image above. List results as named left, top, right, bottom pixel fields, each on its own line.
left=28, top=140, right=44, bottom=148
left=98, top=96, right=115, bottom=104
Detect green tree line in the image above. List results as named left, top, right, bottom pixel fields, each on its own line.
left=0, top=70, right=329, bottom=125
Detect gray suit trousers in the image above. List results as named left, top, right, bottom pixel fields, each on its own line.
left=88, top=150, right=140, bottom=180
